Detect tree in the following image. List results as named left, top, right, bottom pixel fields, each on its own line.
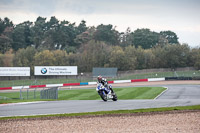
left=160, top=30, right=179, bottom=44
left=124, top=45, right=137, bottom=70
left=75, top=27, right=95, bottom=45
left=54, top=19, right=80, bottom=49
left=161, top=44, right=190, bottom=69
left=144, top=49, right=156, bottom=69
left=0, top=27, right=13, bottom=53
left=41, top=16, right=60, bottom=50
left=134, top=46, right=146, bottom=69
left=132, top=28, right=159, bottom=49
left=12, top=21, right=33, bottom=51
left=13, top=47, right=37, bottom=67
left=0, top=17, right=13, bottom=53
left=189, top=47, right=200, bottom=69
left=93, top=24, right=120, bottom=45
left=0, top=17, right=13, bottom=35
left=109, top=46, right=126, bottom=70
left=77, top=20, right=87, bottom=34
left=34, top=50, right=55, bottom=66
left=52, top=50, right=69, bottom=66
left=2, top=49, right=14, bottom=67
left=13, top=47, right=37, bottom=75
left=120, top=27, right=134, bottom=47
left=77, top=40, right=111, bottom=72
left=0, top=53, right=4, bottom=66
left=151, top=45, right=167, bottom=68
left=31, top=16, right=47, bottom=48
left=0, top=32, right=12, bottom=53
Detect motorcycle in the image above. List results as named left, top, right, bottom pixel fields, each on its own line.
left=96, top=83, right=117, bottom=102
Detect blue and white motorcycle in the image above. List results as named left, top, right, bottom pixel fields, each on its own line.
left=96, top=83, right=117, bottom=102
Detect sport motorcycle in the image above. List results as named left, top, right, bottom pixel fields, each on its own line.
left=96, top=83, right=117, bottom=102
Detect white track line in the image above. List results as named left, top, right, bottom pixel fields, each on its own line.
left=154, top=86, right=168, bottom=100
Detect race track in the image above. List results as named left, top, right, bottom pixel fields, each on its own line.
left=0, top=83, right=200, bottom=117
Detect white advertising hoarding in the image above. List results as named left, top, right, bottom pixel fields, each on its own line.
left=0, top=67, right=30, bottom=76
left=34, top=66, right=78, bottom=75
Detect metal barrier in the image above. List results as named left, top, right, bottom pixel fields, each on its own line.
left=40, top=87, right=58, bottom=99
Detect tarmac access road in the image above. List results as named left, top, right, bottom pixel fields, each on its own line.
left=0, top=82, right=200, bottom=117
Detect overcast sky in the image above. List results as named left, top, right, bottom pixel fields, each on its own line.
left=0, top=0, right=200, bottom=47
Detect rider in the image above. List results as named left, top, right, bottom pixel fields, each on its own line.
left=97, top=75, right=114, bottom=94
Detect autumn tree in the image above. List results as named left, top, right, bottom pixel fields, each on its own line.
left=189, top=47, right=200, bottom=69
left=77, top=40, right=111, bottom=72
left=124, top=45, right=137, bottom=70
left=0, top=53, right=4, bottom=66
left=109, top=46, right=126, bottom=70
left=13, top=47, right=37, bottom=67
left=52, top=50, right=69, bottom=66
left=34, top=50, right=55, bottom=66
left=2, top=49, right=14, bottom=67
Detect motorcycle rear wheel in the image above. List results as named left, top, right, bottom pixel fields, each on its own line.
left=112, top=93, right=117, bottom=101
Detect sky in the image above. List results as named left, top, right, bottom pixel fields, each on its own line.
left=0, top=0, right=200, bottom=47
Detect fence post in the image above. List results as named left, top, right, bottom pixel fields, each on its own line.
left=34, top=88, right=36, bottom=99
left=20, top=88, right=22, bottom=99
left=27, top=88, right=29, bottom=99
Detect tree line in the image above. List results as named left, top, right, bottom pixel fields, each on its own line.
left=0, top=16, right=199, bottom=74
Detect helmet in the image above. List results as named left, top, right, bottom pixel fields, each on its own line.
left=97, top=75, right=102, bottom=82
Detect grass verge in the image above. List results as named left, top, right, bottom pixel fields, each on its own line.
left=0, top=87, right=166, bottom=103
left=0, top=105, right=200, bottom=120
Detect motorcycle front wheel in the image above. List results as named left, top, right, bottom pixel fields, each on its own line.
left=98, top=90, right=107, bottom=101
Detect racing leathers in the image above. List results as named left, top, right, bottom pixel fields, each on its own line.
left=97, top=78, right=114, bottom=94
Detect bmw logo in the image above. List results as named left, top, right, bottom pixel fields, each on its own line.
left=41, top=68, right=47, bottom=74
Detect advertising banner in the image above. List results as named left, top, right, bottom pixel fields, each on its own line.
left=0, top=67, right=30, bottom=76
left=34, top=66, right=78, bottom=75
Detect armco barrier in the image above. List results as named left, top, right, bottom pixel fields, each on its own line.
left=30, top=85, right=46, bottom=88
left=2, top=77, right=196, bottom=90
left=131, top=79, right=148, bottom=82
left=46, top=84, right=63, bottom=88
left=0, top=87, right=12, bottom=90
left=80, top=82, right=89, bottom=85
left=12, top=86, right=29, bottom=89
left=148, top=78, right=165, bottom=82
left=165, top=77, right=178, bottom=80
left=114, top=80, right=131, bottom=84
left=63, top=83, right=80, bottom=86
left=177, top=77, right=192, bottom=80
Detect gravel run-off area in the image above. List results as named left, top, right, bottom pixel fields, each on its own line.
left=1, top=110, right=200, bottom=133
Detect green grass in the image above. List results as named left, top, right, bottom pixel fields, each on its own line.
left=0, top=105, right=199, bottom=120
left=0, top=70, right=200, bottom=88
left=0, top=87, right=166, bottom=103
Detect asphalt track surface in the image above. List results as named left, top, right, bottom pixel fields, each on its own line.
left=0, top=83, right=200, bottom=117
